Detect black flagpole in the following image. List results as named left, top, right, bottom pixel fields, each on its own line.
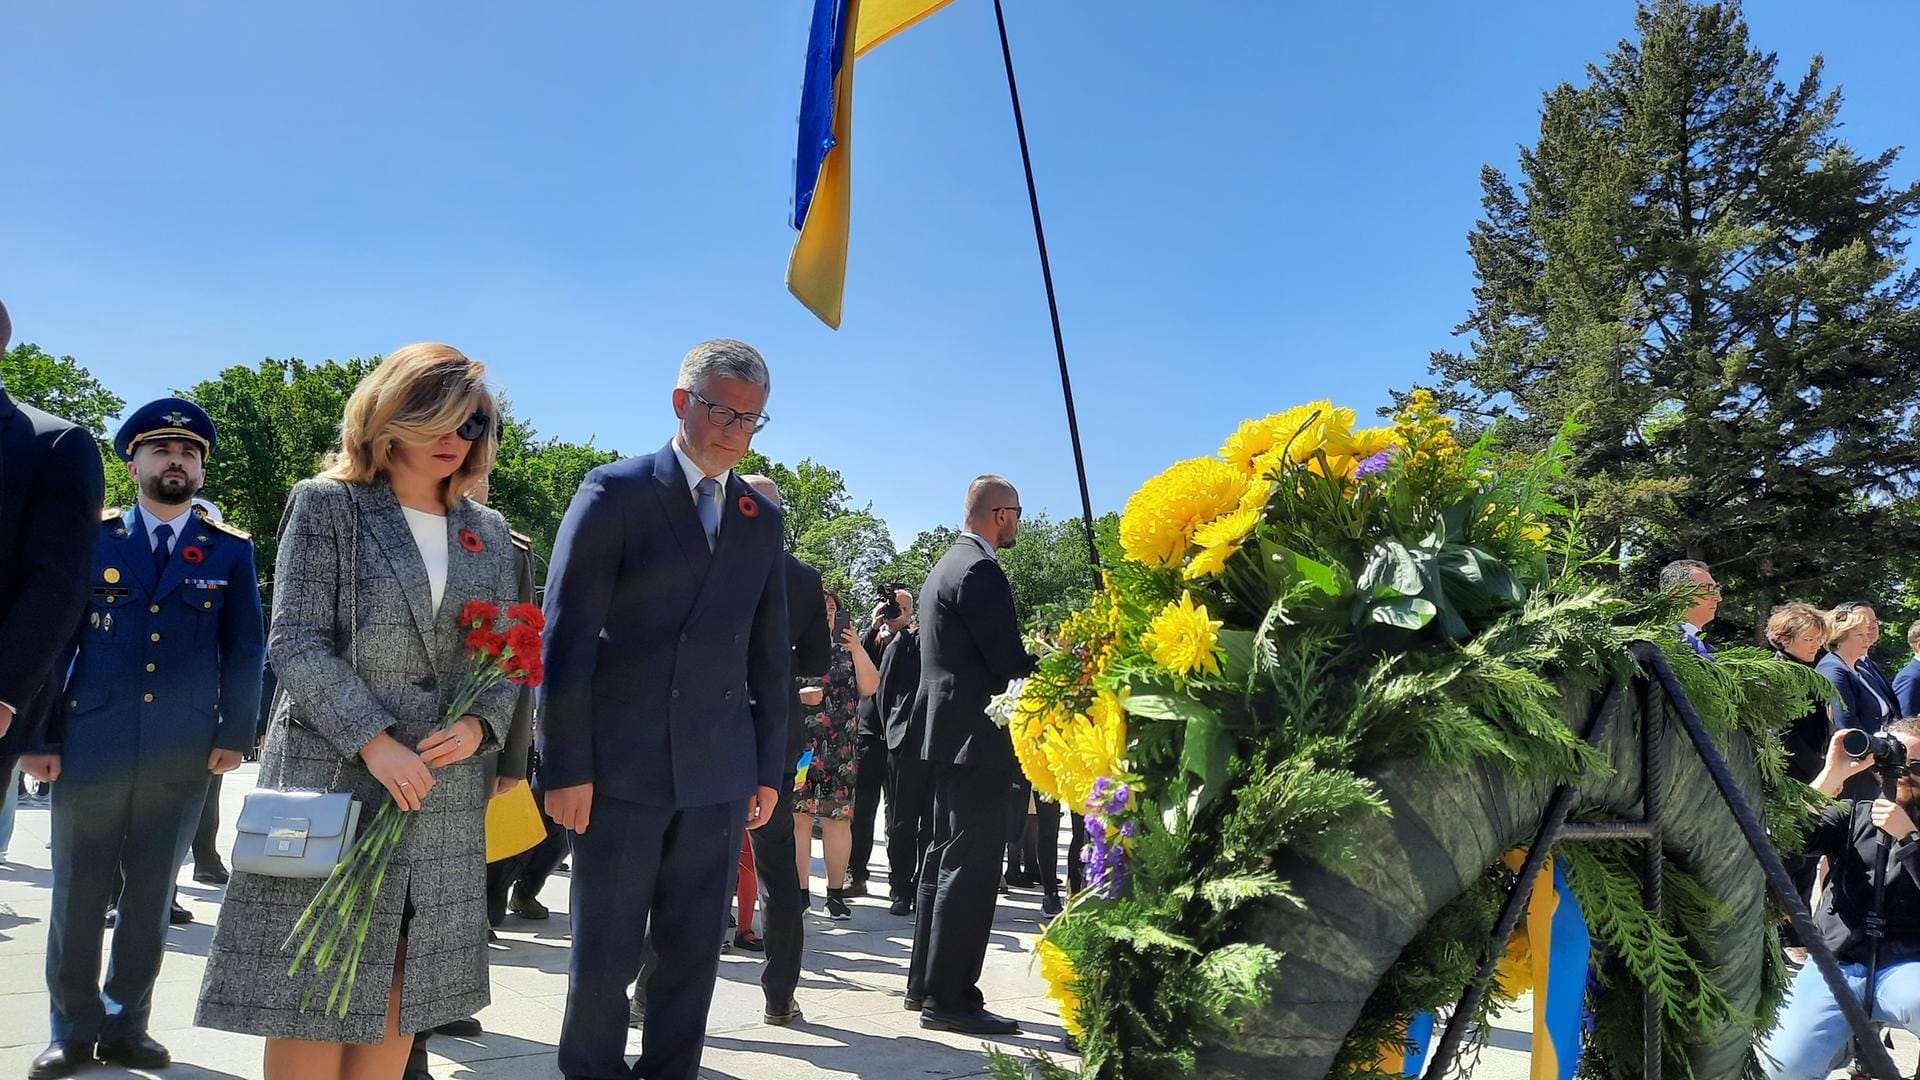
left=990, top=0, right=1101, bottom=574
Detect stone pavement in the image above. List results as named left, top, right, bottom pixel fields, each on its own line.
left=1, top=767, right=1904, bottom=1079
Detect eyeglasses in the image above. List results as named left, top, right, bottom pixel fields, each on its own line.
left=455, top=411, right=493, bottom=441
left=992, top=506, right=1023, bottom=519
left=687, top=391, right=771, bottom=433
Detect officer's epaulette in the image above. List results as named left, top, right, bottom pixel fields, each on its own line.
left=509, top=528, right=534, bottom=552
left=102, top=506, right=123, bottom=522
left=205, top=517, right=252, bottom=541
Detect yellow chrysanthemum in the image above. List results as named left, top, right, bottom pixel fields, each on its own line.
left=1120, top=457, right=1250, bottom=569
left=1038, top=939, right=1083, bottom=1036
left=1219, top=417, right=1279, bottom=474
left=1011, top=695, right=1066, bottom=798
left=1182, top=506, right=1262, bottom=580
left=1350, top=425, right=1397, bottom=458
left=1143, top=592, right=1223, bottom=679
left=1037, top=691, right=1128, bottom=812
left=1273, top=400, right=1357, bottom=464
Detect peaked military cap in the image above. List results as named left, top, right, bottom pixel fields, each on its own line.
left=115, top=397, right=216, bottom=460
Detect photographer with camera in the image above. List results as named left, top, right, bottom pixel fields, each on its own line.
left=1760, top=718, right=1920, bottom=1079
left=849, top=585, right=912, bottom=897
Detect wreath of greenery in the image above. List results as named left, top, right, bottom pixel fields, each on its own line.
left=987, top=394, right=1824, bottom=1079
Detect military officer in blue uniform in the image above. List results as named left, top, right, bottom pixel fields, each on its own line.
left=20, top=397, right=265, bottom=1080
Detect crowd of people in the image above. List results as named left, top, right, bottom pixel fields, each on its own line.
left=1662, top=558, right=1920, bottom=1078
left=11, top=284, right=1920, bottom=1080
left=0, top=296, right=1062, bottom=1080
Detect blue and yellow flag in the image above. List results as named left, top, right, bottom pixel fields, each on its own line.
left=787, top=0, right=957, bottom=327
left=1495, top=850, right=1592, bottom=1080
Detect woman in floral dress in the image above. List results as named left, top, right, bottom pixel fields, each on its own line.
left=794, top=588, right=880, bottom=919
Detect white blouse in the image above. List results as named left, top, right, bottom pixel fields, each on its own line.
left=400, top=506, right=449, bottom=617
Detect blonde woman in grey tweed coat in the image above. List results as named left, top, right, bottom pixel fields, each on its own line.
left=197, top=344, right=521, bottom=1080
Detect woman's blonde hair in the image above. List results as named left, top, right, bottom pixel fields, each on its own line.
left=322, top=343, right=499, bottom=508
left=1765, top=602, right=1828, bottom=652
left=1827, top=602, right=1878, bottom=650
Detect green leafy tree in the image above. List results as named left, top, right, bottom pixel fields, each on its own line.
left=185, top=358, right=376, bottom=582
left=2, top=341, right=136, bottom=509
left=1001, top=511, right=1109, bottom=629
left=1425, top=0, right=1920, bottom=641
left=735, top=450, right=851, bottom=545
left=487, top=408, right=621, bottom=579
left=794, top=510, right=897, bottom=609
left=877, top=525, right=961, bottom=602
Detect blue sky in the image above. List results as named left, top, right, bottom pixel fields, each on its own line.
left=4, top=2, right=1915, bottom=543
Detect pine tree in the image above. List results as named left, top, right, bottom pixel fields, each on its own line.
left=1426, top=0, right=1920, bottom=639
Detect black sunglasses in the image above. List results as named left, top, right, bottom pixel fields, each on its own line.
left=455, top=411, right=493, bottom=442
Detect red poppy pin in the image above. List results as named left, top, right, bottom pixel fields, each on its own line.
left=181, top=545, right=206, bottom=565
left=738, top=495, right=760, bottom=518
left=459, top=528, right=484, bottom=553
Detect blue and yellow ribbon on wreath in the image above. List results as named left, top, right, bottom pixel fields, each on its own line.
left=1377, top=847, right=1591, bottom=1079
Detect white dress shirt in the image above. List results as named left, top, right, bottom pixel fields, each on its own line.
left=139, top=502, right=196, bottom=557
left=961, top=531, right=999, bottom=562
left=671, top=436, right=731, bottom=503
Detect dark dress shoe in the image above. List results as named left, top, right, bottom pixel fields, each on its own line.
left=97, top=1033, right=171, bottom=1068
left=1004, top=872, right=1040, bottom=888
left=842, top=878, right=868, bottom=898
left=507, top=888, right=549, bottom=920
left=170, top=902, right=194, bottom=925
left=733, top=930, right=765, bottom=952
left=921, top=1007, right=1021, bottom=1036
left=1042, top=892, right=1063, bottom=917
left=888, top=896, right=914, bottom=916
left=903, top=996, right=924, bottom=1012
left=28, top=1042, right=93, bottom=1079
left=193, top=863, right=230, bottom=885
left=434, top=1016, right=483, bottom=1037
left=763, top=999, right=804, bottom=1025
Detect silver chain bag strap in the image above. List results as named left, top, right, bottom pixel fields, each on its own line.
left=231, top=484, right=365, bottom=878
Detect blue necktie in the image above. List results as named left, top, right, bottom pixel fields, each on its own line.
left=153, top=523, right=174, bottom=577
left=695, top=477, right=720, bottom=551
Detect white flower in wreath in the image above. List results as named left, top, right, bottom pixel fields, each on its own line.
left=987, top=679, right=1027, bottom=729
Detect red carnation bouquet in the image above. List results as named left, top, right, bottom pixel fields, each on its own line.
left=285, top=600, right=544, bottom=1015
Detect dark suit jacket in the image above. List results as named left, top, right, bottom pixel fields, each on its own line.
left=536, top=443, right=791, bottom=808
left=1818, top=650, right=1897, bottom=735
left=1896, top=658, right=1920, bottom=719
left=916, top=537, right=1035, bottom=769
left=0, top=388, right=106, bottom=756
left=783, top=553, right=832, bottom=768
left=877, top=627, right=923, bottom=752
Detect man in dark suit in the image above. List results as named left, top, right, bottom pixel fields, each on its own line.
left=906, top=476, right=1036, bottom=1036
left=878, top=615, right=929, bottom=916
left=740, top=473, right=832, bottom=1025
left=1896, top=619, right=1920, bottom=719
left=25, top=398, right=264, bottom=1079
left=0, top=298, right=107, bottom=790
left=539, top=340, right=791, bottom=1080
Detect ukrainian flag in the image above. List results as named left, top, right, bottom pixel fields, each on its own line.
left=787, top=0, right=957, bottom=328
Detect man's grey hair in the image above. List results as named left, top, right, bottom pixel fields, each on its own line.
left=1658, top=559, right=1711, bottom=592
left=742, top=473, right=783, bottom=509
left=0, top=298, right=11, bottom=354
left=677, top=338, right=770, bottom=394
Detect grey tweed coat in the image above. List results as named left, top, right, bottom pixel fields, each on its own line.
left=196, top=477, right=521, bottom=1044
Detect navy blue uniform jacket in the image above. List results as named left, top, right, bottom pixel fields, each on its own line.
left=1895, top=658, right=1920, bottom=719
left=536, top=444, right=791, bottom=808
left=1818, top=650, right=1898, bottom=735
left=41, top=506, right=265, bottom=784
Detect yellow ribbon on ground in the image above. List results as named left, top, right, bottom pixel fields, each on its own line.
left=485, top=780, right=546, bottom=864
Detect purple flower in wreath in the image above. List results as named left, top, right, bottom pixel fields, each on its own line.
left=1355, top=449, right=1394, bottom=479
left=1080, top=776, right=1133, bottom=899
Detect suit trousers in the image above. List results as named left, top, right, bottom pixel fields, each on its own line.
left=47, top=774, right=207, bottom=1042
left=848, top=733, right=889, bottom=883
left=745, top=773, right=805, bottom=1007
left=907, top=757, right=1011, bottom=1012
left=561, top=796, right=744, bottom=1080
left=884, top=747, right=934, bottom=901
left=191, top=771, right=223, bottom=871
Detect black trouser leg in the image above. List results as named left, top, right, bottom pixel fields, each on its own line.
left=1067, top=811, right=1087, bottom=894
left=849, top=734, right=889, bottom=883
left=746, top=773, right=805, bottom=1007
left=909, top=758, right=1012, bottom=1013
left=885, top=748, right=933, bottom=900
left=191, top=771, right=223, bottom=871
left=513, top=785, right=567, bottom=898
left=1032, top=795, right=1061, bottom=894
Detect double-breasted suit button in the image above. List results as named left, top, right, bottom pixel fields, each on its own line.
left=150, top=632, right=161, bottom=642
left=733, top=634, right=742, bottom=645
left=146, top=663, right=156, bottom=672
left=723, top=689, right=734, bottom=701
left=672, top=688, right=682, bottom=699
left=680, top=632, right=690, bottom=643
left=149, top=604, right=160, bottom=614
left=142, top=693, right=154, bottom=703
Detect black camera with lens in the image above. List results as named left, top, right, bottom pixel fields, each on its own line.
left=1844, top=728, right=1910, bottom=773
left=879, top=582, right=908, bottom=621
